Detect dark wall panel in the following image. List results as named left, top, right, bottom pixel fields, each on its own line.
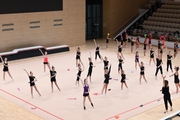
left=0, top=0, right=63, bottom=14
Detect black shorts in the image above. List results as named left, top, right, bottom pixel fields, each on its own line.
left=140, top=72, right=144, bottom=75
left=51, top=78, right=56, bottom=82
left=83, top=93, right=89, bottom=97
left=121, top=80, right=125, bottom=83
left=144, top=45, right=146, bottom=50
left=106, top=40, right=109, bottom=43
left=43, top=62, right=48, bottom=64
left=174, top=49, right=177, bottom=52
left=76, top=76, right=80, bottom=81
left=135, top=59, right=139, bottom=62
left=104, top=80, right=109, bottom=84
left=149, top=41, right=151, bottom=44
left=87, top=69, right=92, bottom=76
left=30, top=82, right=35, bottom=86
left=3, top=67, right=8, bottom=72
left=76, top=56, right=80, bottom=60
left=150, top=55, right=154, bottom=58
left=175, top=80, right=179, bottom=84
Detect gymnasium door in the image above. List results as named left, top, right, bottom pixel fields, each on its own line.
left=86, top=0, right=102, bottom=40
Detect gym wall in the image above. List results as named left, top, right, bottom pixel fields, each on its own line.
left=103, top=0, right=149, bottom=38
left=0, top=0, right=85, bottom=52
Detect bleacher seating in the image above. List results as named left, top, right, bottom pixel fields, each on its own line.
left=141, top=1, right=180, bottom=37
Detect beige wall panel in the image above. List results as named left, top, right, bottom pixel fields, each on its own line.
left=0, top=0, right=85, bottom=52
left=103, top=0, right=149, bottom=38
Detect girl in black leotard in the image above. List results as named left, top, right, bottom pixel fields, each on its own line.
left=155, top=56, right=163, bottom=80
left=169, top=66, right=180, bottom=94
left=49, top=66, right=61, bottom=93
left=23, top=69, right=41, bottom=98
left=117, top=53, right=124, bottom=73
left=167, top=51, right=173, bottom=73
left=138, top=62, right=147, bottom=84
left=87, top=52, right=95, bottom=83
left=160, top=76, right=173, bottom=114
left=101, top=64, right=111, bottom=96
left=76, top=47, right=84, bottom=67
left=116, top=39, right=125, bottom=59
left=120, top=70, right=128, bottom=92
left=149, top=47, right=155, bottom=65
left=75, top=64, right=84, bottom=88
left=0, top=56, right=13, bottom=82
left=94, top=39, right=101, bottom=61
left=101, top=56, right=109, bottom=71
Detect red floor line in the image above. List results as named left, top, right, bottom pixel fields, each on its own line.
left=0, top=89, right=63, bottom=120
left=106, top=91, right=177, bottom=120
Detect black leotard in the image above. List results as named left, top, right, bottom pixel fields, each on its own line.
left=118, top=45, right=122, bottom=52
left=174, top=74, right=179, bottom=83
left=76, top=68, right=82, bottom=81
left=140, top=66, right=145, bottom=75
left=150, top=50, right=154, bottom=58
left=104, top=60, right=109, bottom=70
left=3, top=62, right=8, bottom=72
left=76, top=51, right=81, bottom=59
left=29, top=76, right=35, bottom=86
left=104, top=66, right=111, bottom=84
left=121, top=74, right=126, bottom=83
left=50, top=70, right=57, bottom=82
left=87, top=62, right=93, bottom=76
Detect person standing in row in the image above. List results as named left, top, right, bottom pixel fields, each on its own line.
left=49, top=66, right=61, bottom=92
left=135, top=51, right=139, bottom=70
left=39, top=49, right=50, bottom=74
left=149, top=47, right=155, bottom=65
left=117, top=53, right=124, bottom=73
left=0, top=56, right=13, bottom=82
left=138, top=62, right=147, bottom=84
left=160, top=76, right=173, bottom=114
left=75, top=64, right=84, bottom=88
left=23, top=69, right=41, bottom=98
left=122, top=30, right=128, bottom=48
left=80, top=78, right=94, bottom=110
left=155, top=56, right=163, bottom=80
left=101, top=56, right=109, bottom=71
left=120, top=70, right=128, bottom=92
left=76, top=47, right=84, bottom=67
left=116, top=39, right=124, bottom=59
left=167, top=51, right=173, bottom=73
left=94, top=39, right=101, bottom=61
left=101, top=64, right=111, bottom=96
left=87, top=52, right=95, bottom=83
left=169, top=66, right=180, bottom=94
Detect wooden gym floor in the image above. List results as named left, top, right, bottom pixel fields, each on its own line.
left=0, top=39, right=180, bottom=120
